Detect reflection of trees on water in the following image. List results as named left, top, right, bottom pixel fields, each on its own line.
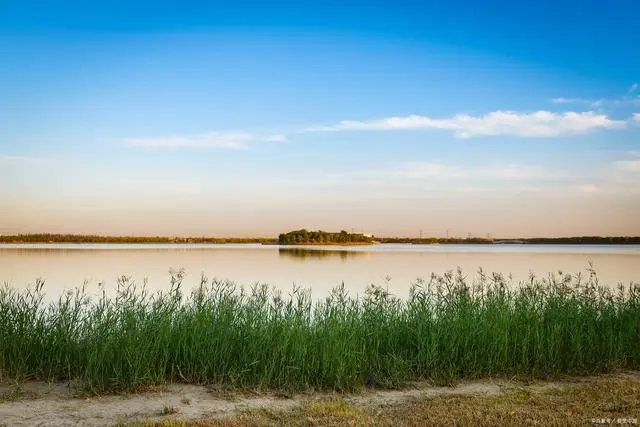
left=278, top=248, right=370, bottom=261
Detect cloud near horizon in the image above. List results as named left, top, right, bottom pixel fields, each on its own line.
left=579, top=184, right=598, bottom=193
left=268, top=162, right=570, bottom=194
left=306, top=111, right=625, bottom=138
left=124, top=132, right=287, bottom=149
left=615, top=160, right=640, bottom=173
left=376, top=161, right=569, bottom=181
left=0, top=155, right=51, bottom=164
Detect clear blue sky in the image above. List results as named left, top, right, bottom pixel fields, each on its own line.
left=1, top=1, right=639, bottom=237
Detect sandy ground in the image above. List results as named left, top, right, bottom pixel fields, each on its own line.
left=0, top=374, right=635, bottom=427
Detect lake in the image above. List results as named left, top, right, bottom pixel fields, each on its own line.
left=1, top=244, right=639, bottom=300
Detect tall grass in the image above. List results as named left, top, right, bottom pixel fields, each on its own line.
left=1, top=267, right=639, bottom=394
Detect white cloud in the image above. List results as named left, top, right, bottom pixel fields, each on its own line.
left=605, top=152, right=640, bottom=189
left=121, top=104, right=636, bottom=150
left=615, top=160, right=640, bottom=172
left=550, top=97, right=611, bottom=108
left=0, top=155, right=50, bottom=164
left=264, top=134, right=288, bottom=142
left=125, top=131, right=289, bottom=148
left=496, top=164, right=564, bottom=180
left=551, top=97, right=590, bottom=105
left=125, top=132, right=254, bottom=149
left=364, top=161, right=566, bottom=181
left=550, top=85, right=640, bottom=108
left=393, top=162, right=466, bottom=178
left=307, top=111, right=625, bottom=138
left=579, top=184, right=598, bottom=193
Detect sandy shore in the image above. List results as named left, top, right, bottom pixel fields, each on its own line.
left=2, top=372, right=639, bottom=426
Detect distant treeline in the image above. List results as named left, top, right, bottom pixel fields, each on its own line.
left=0, top=233, right=276, bottom=245
left=525, top=236, right=640, bottom=245
left=278, top=229, right=375, bottom=245
left=379, top=236, right=640, bottom=245
left=1, top=233, right=639, bottom=245
left=380, top=237, right=493, bottom=244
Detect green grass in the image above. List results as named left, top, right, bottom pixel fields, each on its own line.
left=1, top=266, right=639, bottom=394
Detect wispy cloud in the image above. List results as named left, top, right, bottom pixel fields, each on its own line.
left=497, top=164, right=568, bottom=180
left=608, top=151, right=640, bottom=188
left=122, top=103, right=635, bottom=149
left=268, top=162, right=568, bottom=195
left=392, top=162, right=567, bottom=180
left=551, top=85, right=640, bottom=108
left=263, top=134, right=288, bottom=143
left=93, top=177, right=204, bottom=197
left=579, top=184, right=598, bottom=193
left=390, top=162, right=466, bottom=179
left=338, top=161, right=568, bottom=183
left=0, top=155, right=50, bottom=164
left=124, top=132, right=256, bottom=149
left=306, top=111, right=625, bottom=138
left=551, top=97, right=593, bottom=105
left=125, top=131, right=288, bottom=149
left=591, top=152, right=640, bottom=192
left=615, top=160, right=640, bottom=172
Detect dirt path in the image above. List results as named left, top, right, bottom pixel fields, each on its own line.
left=1, top=373, right=638, bottom=426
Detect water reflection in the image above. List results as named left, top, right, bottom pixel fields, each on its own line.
left=278, top=247, right=370, bottom=261
left=1, top=245, right=639, bottom=302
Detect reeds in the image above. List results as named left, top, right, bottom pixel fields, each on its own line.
left=1, top=267, right=638, bottom=394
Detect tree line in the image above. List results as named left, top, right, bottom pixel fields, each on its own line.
left=1, top=233, right=639, bottom=245
left=0, top=234, right=275, bottom=244
left=524, top=236, right=640, bottom=244
left=379, top=237, right=493, bottom=244
left=378, top=236, right=640, bottom=244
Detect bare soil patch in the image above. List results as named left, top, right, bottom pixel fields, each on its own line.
left=1, top=372, right=639, bottom=426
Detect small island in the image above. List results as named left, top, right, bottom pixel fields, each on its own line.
left=277, top=229, right=376, bottom=245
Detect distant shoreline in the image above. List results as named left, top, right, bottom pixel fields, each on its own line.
left=1, top=237, right=640, bottom=245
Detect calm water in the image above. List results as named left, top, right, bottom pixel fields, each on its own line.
left=1, top=244, right=639, bottom=300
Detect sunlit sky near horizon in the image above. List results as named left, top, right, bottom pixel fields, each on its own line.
left=1, top=1, right=639, bottom=238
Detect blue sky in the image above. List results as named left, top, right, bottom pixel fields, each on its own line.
left=1, top=1, right=639, bottom=237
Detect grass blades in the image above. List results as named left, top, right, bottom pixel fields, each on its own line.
left=1, top=267, right=639, bottom=394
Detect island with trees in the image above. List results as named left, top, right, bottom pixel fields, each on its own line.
left=277, top=229, right=376, bottom=245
